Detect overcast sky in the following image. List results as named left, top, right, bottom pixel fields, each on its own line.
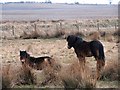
left=0, top=0, right=119, bottom=4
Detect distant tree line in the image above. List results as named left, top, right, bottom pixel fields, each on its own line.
left=2, top=1, right=52, bottom=4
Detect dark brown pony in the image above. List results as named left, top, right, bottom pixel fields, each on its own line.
left=66, top=35, right=105, bottom=80
left=20, top=50, right=53, bottom=70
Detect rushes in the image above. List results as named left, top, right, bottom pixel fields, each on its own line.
left=60, top=61, right=96, bottom=89
left=2, top=63, right=36, bottom=88
left=101, top=59, right=119, bottom=81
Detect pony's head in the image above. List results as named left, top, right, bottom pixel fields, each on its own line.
left=20, top=50, right=29, bottom=64
left=67, top=35, right=83, bottom=49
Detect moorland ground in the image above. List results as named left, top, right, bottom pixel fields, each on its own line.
left=1, top=37, right=119, bottom=88
left=1, top=3, right=119, bottom=89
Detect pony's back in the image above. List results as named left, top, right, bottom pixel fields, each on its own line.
left=90, top=40, right=105, bottom=60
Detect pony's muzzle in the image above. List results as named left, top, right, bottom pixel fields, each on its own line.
left=21, top=59, right=25, bottom=64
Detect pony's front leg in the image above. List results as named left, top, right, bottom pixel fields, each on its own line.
left=78, top=56, right=86, bottom=72
left=96, top=60, right=105, bottom=80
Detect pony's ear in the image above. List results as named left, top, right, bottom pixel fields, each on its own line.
left=67, top=35, right=70, bottom=41
left=76, top=36, right=83, bottom=42
left=74, top=36, right=83, bottom=44
left=79, top=37, right=83, bottom=42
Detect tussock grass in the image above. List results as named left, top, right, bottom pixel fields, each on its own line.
left=2, top=63, right=36, bottom=88
left=36, top=59, right=96, bottom=89
left=101, top=59, right=119, bottom=81
left=1, top=19, right=118, bottom=42
left=60, top=61, right=96, bottom=89
left=2, top=64, right=11, bottom=88
left=88, top=31, right=100, bottom=40
left=40, top=59, right=62, bottom=86
left=18, top=64, right=36, bottom=85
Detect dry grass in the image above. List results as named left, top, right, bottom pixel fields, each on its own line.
left=101, top=59, right=119, bottom=81
left=2, top=56, right=62, bottom=88
left=19, top=27, right=84, bottom=39
left=18, top=64, right=36, bottom=85
left=19, top=27, right=118, bottom=44
left=1, top=19, right=118, bottom=41
left=20, top=30, right=40, bottom=39
left=60, top=61, right=96, bottom=89
left=35, top=60, right=96, bottom=89
left=1, top=34, right=119, bottom=88
left=40, top=59, right=62, bottom=86
left=88, top=31, right=100, bottom=40
left=2, top=63, right=36, bottom=88
left=2, top=58, right=119, bottom=88
left=99, top=41, right=119, bottom=81
left=2, top=64, right=11, bottom=88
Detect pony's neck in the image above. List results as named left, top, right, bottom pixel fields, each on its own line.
left=73, top=40, right=87, bottom=50
left=27, top=53, right=31, bottom=60
left=29, top=55, right=35, bottom=62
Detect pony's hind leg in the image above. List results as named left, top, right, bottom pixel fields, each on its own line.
left=96, top=60, right=105, bottom=80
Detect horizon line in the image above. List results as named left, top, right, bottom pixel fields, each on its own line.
left=0, top=1, right=119, bottom=5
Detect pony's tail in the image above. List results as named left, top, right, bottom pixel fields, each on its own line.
left=99, top=45, right=105, bottom=61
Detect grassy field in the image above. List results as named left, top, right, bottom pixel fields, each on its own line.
left=1, top=5, right=119, bottom=87
left=1, top=37, right=119, bottom=88
left=1, top=19, right=118, bottom=40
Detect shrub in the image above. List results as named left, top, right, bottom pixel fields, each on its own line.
left=18, top=64, right=36, bottom=85
left=60, top=61, right=96, bottom=89
left=20, top=30, right=40, bottom=39
left=41, top=59, right=62, bottom=86
left=2, top=64, right=11, bottom=89
left=2, top=63, right=36, bottom=88
left=101, top=59, right=119, bottom=81
left=88, top=31, right=100, bottom=40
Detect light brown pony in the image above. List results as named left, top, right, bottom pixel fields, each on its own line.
left=20, top=50, right=53, bottom=70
